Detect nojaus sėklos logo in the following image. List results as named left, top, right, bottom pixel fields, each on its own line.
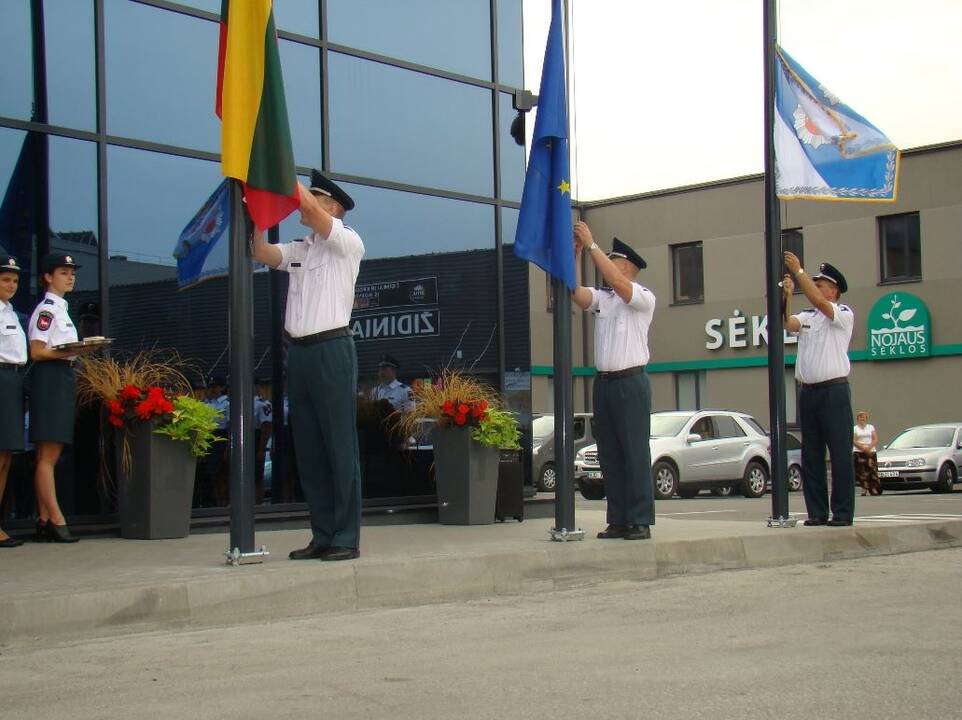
left=867, top=292, right=930, bottom=360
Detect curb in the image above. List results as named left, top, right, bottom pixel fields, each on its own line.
left=2, top=520, right=960, bottom=645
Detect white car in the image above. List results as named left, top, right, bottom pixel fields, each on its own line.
left=575, top=410, right=772, bottom=500
left=876, top=423, right=962, bottom=493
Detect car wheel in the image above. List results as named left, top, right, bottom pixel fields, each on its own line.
left=741, top=460, right=768, bottom=498
left=711, top=486, right=733, bottom=497
left=934, top=463, right=957, bottom=493
left=579, top=483, right=606, bottom=501
left=537, top=462, right=557, bottom=492
left=788, top=464, right=802, bottom=492
left=678, top=488, right=699, bottom=498
left=652, top=461, right=678, bottom=500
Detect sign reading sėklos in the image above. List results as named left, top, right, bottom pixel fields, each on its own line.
left=867, top=292, right=930, bottom=360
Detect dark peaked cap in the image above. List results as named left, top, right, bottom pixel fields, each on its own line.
left=309, top=169, right=355, bottom=211
left=377, top=354, right=400, bottom=369
left=812, top=262, right=848, bottom=294
left=0, top=255, right=23, bottom=273
left=607, top=237, right=646, bottom=270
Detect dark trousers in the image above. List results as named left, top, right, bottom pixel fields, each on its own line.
left=593, top=371, right=654, bottom=527
left=799, top=382, right=855, bottom=522
left=288, top=335, right=361, bottom=549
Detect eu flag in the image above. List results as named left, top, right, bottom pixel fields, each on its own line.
left=173, top=179, right=230, bottom=289
left=514, top=0, right=574, bottom=290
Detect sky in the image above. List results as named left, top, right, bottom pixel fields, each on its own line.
left=522, top=0, right=962, bottom=201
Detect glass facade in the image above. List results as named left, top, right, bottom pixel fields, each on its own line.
left=0, top=0, right=528, bottom=526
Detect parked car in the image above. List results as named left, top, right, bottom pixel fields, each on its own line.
left=762, top=431, right=803, bottom=493
left=875, top=423, right=962, bottom=493
left=574, top=410, right=772, bottom=500
left=531, top=412, right=594, bottom=492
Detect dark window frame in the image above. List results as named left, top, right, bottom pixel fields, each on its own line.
left=671, top=241, right=704, bottom=305
left=878, top=212, right=922, bottom=284
left=781, top=228, right=804, bottom=294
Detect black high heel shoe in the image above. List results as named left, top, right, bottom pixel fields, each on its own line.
left=44, top=522, right=79, bottom=543
left=35, top=519, right=49, bottom=543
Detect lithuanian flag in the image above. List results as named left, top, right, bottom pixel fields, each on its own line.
left=216, top=0, right=298, bottom=230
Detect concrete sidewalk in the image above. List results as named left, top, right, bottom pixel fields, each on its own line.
left=2, top=509, right=961, bottom=645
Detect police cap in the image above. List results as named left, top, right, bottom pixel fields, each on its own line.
left=0, top=255, right=22, bottom=274
left=377, top=354, right=400, bottom=370
left=309, top=169, right=355, bottom=211
left=40, top=253, right=82, bottom=275
left=607, top=237, right=647, bottom=270
left=812, top=262, right=848, bottom=294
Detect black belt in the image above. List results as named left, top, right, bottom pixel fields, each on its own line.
left=0, top=362, right=24, bottom=371
left=596, top=365, right=646, bottom=381
left=286, top=326, right=352, bottom=346
left=800, top=376, right=848, bottom=390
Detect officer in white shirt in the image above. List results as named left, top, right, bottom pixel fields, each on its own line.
left=783, top=253, right=856, bottom=526
left=370, top=354, right=415, bottom=413
left=0, top=255, right=27, bottom=547
left=253, top=379, right=273, bottom=503
left=573, top=223, right=656, bottom=541
left=252, top=170, right=364, bottom=562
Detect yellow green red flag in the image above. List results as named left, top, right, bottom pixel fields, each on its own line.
left=216, top=0, right=298, bottom=230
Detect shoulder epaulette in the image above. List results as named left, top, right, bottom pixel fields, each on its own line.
left=42, top=299, right=55, bottom=305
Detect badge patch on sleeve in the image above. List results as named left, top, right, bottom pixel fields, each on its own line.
left=37, top=311, right=54, bottom=332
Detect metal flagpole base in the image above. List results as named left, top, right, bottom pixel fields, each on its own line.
left=549, top=527, right=586, bottom=542
left=225, top=546, right=270, bottom=566
left=766, top=516, right=798, bottom=528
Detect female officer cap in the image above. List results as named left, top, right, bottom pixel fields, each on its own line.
left=40, top=253, right=82, bottom=275
left=0, top=254, right=23, bottom=273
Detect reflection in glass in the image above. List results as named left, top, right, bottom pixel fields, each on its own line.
left=497, top=0, right=524, bottom=87
left=329, top=54, right=494, bottom=196
left=45, top=0, right=96, bottom=131
left=340, top=183, right=495, bottom=260
left=0, top=127, right=37, bottom=312
left=49, top=136, right=98, bottom=292
left=274, top=1, right=318, bottom=37
left=105, top=0, right=219, bottom=151
left=279, top=40, right=321, bottom=167
left=327, top=0, right=491, bottom=81
left=0, top=2, right=33, bottom=121
left=499, top=93, right=525, bottom=201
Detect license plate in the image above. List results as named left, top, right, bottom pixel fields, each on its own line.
left=587, top=471, right=603, bottom=479
left=878, top=470, right=899, bottom=478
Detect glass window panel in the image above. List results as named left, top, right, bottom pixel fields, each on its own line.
left=44, top=0, right=96, bottom=131
left=497, top=0, right=523, bottom=87
left=49, top=136, right=99, bottom=294
left=0, top=127, right=37, bottom=312
left=499, top=92, right=524, bottom=201
left=879, top=212, right=921, bottom=282
left=0, top=2, right=33, bottom=121
left=274, top=1, right=318, bottom=37
left=105, top=0, right=219, bottom=152
left=327, top=0, right=491, bottom=80
left=781, top=228, right=803, bottom=293
left=279, top=40, right=321, bottom=167
left=329, top=54, right=494, bottom=196
left=713, top=415, right=744, bottom=438
left=340, top=183, right=495, bottom=260
left=672, top=242, right=703, bottom=303
left=171, top=0, right=220, bottom=13
left=676, top=372, right=697, bottom=410
left=502, top=207, right=529, bottom=372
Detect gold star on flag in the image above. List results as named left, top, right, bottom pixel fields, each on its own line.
left=557, top=179, right=570, bottom=195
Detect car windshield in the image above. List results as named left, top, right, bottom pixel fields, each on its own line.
left=887, top=427, right=954, bottom=449
left=650, top=414, right=691, bottom=438
left=532, top=416, right=554, bottom=442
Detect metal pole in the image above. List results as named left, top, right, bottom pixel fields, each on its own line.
left=268, top=225, right=286, bottom=503
left=763, top=0, right=793, bottom=528
left=29, top=0, right=49, bottom=298
left=226, top=180, right=268, bottom=563
left=551, top=281, right=578, bottom=537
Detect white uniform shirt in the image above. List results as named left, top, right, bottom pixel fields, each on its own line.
left=371, top=379, right=415, bottom=412
left=254, top=395, right=273, bottom=428
left=587, top=284, right=656, bottom=372
left=276, top=218, right=364, bottom=338
left=206, top=394, right=230, bottom=430
left=790, top=303, right=854, bottom=385
left=28, top=292, right=78, bottom=348
left=0, top=299, right=28, bottom=365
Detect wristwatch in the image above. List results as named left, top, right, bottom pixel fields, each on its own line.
left=589, top=242, right=599, bottom=252
left=796, top=268, right=805, bottom=276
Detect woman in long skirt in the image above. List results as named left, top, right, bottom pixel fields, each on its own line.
left=853, top=410, right=881, bottom=496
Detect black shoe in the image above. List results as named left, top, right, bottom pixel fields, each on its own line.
left=320, top=546, right=359, bottom=562
left=44, top=522, right=79, bottom=543
left=623, top=524, right=651, bottom=540
left=828, top=519, right=853, bottom=527
left=803, top=518, right=828, bottom=526
left=35, top=519, right=49, bottom=542
left=597, top=524, right=627, bottom=539
left=289, top=541, right=327, bottom=560
left=0, top=536, right=24, bottom=548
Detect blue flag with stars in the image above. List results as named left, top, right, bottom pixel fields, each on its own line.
left=514, top=0, right=574, bottom=290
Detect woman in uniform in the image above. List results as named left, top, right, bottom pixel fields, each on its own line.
left=0, top=255, right=27, bottom=547
left=28, top=253, right=97, bottom=543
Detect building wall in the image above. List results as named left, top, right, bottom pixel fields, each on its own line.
left=531, top=142, right=962, bottom=438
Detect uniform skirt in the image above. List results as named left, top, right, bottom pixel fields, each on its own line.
left=28, top=360, right=76, bottom=445
left=0, top=366, right=25, bottom=451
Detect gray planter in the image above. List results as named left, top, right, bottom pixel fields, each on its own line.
left=432, top=426, right=499, bottom=525
left=116, top=424, right=196, bottom=539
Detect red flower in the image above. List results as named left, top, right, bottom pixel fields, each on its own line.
left=457, top=403, right=469, bottom=416
left=443, top=400, right=454, bottom=416
left=120, top=384, right=141, bottom=401
left=107, top=399, right=123, bottom=415
left=454, top=413, right=467, bottom=426
left=108, top=414, right=123, bottom=427
left=135, top=400, right=154, bottom=420
left=161, top=400, right=174, bottom=414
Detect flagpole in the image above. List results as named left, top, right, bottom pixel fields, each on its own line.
left=763, top=0, right=793, bottom=528
left=549, top=0, right=580, bottom=541
left=226, top=179, right=268, bottom=564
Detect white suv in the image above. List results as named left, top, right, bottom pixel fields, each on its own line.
left=574, top=410, right=771, bottom=500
